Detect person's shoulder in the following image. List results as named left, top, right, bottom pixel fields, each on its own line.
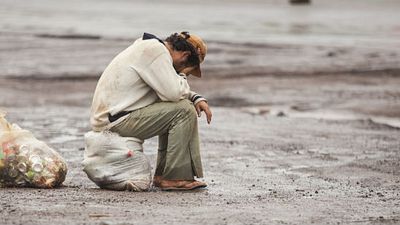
left=128, top=38, right=169, bottom=67
left=136, top=38, right=167, bottom=57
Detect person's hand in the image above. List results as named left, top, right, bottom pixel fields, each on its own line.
left=180, top=66, right=198, bottom=76
left=195, top=100, right=212, bottom=124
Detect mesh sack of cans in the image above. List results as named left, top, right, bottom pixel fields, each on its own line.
left=0, top=113, right=67, bottom=188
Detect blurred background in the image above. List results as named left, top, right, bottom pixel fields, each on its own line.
left=1, top=0, right=400, bottom=78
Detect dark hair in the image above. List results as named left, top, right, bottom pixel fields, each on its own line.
left=165, top=32, right=199, bottom=67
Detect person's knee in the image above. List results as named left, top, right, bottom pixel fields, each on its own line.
left=176, top=99, right=196, bottom=119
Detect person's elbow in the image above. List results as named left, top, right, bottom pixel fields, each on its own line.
left=160, top=90, right=187, bottom=102
left=166, top=93, right=182, bottom=102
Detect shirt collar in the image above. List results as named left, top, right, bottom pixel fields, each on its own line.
left=142, top=33, right=165, bottom=45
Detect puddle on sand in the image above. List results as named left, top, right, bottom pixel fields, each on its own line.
left=241, top=106, right=400, bottom=129
left=289, top=110, right=400, bottom=129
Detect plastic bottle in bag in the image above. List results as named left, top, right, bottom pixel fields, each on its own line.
left=0, top=113, right=68, bottom=188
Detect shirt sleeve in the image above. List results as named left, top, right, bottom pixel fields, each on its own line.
left=188, top=90, right=207, bottom=105
left=177, top=73, right=207, bottom=105
left=137, top=52, right=190, bottom=102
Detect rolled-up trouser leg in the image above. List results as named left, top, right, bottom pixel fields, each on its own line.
left=110, top=99, right=203, bottom=180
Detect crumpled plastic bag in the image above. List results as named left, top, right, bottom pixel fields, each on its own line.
left=82, top=131, right=151, bottom=191
left=0, top=112, right=68, bottom=188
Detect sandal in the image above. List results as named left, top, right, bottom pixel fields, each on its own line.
left=160, top=180, right=207, bottom=191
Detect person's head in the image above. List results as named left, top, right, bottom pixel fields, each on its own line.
left=165, top=32, right=207, bottom=77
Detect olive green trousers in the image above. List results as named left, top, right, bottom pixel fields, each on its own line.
left=110, top=99, right=203, bottom=180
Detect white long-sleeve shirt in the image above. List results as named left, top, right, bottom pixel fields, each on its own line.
left=90, top=36, right=205, bottom=131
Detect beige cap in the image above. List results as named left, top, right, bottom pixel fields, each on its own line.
left=179, top=32, right=207, bottom=77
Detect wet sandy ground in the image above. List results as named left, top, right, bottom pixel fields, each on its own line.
left=1, top=31, right=400, bottom=79
left=1, top=0, right=400, bottom=224
left=1, top=70, right=400, bottom=224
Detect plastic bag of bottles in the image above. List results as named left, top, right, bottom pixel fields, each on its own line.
left=82, top=131, right=151, bottom=191
left=0, top=113, right=67, bottom=188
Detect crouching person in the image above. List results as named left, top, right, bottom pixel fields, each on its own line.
left=88, top=32, right=212, bottom=191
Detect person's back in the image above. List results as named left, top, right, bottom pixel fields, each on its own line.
left=91, top=37, right=190, bottom=131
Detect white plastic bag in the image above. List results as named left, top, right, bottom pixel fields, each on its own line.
left=82, top=131, right=151, bottom=191
left=0, top=113, right=68, bottom=188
